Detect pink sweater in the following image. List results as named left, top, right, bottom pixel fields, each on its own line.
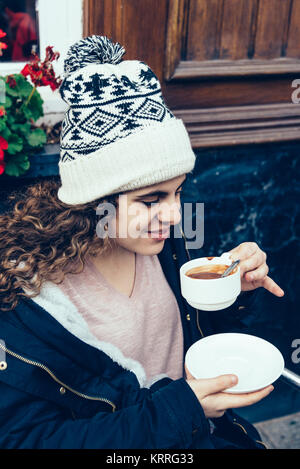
left=58, top=253, right=184, bottom=382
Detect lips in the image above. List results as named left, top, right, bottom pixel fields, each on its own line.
left=147, top=229, right=170, bottom=238
left=148, top=230, right=168, bottom=234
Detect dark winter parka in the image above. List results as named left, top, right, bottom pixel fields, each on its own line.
left=0, top=226, right=266, bottom=449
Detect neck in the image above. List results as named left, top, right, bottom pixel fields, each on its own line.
left=89, top=242, right=135, bottom=273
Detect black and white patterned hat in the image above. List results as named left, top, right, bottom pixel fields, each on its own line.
left=57, top=36, right=196, bottom=205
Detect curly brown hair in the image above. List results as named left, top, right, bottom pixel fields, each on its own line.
left=0, top=179, right=119, bottom=312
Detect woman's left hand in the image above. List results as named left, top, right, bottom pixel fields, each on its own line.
left=228, top=242, right=285, bottom=297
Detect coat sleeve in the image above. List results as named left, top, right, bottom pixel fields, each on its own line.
left=0, top=377, right=210, bottom=449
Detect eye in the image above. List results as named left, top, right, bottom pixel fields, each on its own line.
left=141, top=189, right=183, bottom=207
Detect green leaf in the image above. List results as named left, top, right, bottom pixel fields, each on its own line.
left=7, top=134, right=23, bottom=155
left=6, top=112, right=16, bottom=126
left=5, top=75, right=19, bottom=97
left=11, top=122, right=31, bottom=136
left=3, top=95, right=12, bottom=109
left=0, top=121, right=6, bottom=133
left=4, top=154, right=30, bottom=177
left=0, top=126, right=11, bottom=140
left=27, top=128, right=47, bottom=147
left=0, top=115, right=7, bottom=132
left=22, top=105, right=34, bottom=121
left=14, top=74, right=33, bottom=98
left=26, top=90, right=44, bottom=121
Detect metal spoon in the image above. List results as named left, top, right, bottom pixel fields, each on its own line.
left=221, top=259, right=240, bottom=277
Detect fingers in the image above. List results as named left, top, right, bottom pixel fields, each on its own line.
left=229, top=243, right=285, bottom=297
left=243, top=275, right=285, bottom=297
left=187, top=376, right=274, bottom=419
left=197, top=374, right=238, bottom=397
left=245, top=262, right=269, bottom=282
left=230, top=245, right=265, bottom=278
left=261, top=276, right=285, bottom=297
left=220, top=385, right=274, bottom=409
left=229, top=242, right=258, bottom=263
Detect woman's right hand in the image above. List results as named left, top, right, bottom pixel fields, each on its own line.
left=185, top=365, right=274, bottom=419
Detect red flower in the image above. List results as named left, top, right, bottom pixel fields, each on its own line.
left=6, top=75, right=17, bottom=88
left=0, top=135, right=8, bottom=150
left=20, top=46, right=62, bottom=91
left=0, top=29, right=7, bottom=57
left=0, top=42, right=8, bottom=57
left=0, top=107, right=6, bottom=117
left=0, top=135, right=8, bottom=173
left=45, top=46, right=60, bottom=62
left=20, top=64, right=30, bottom=77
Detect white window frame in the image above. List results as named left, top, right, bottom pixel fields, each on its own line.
left=0, top=0, right=83, bottom=125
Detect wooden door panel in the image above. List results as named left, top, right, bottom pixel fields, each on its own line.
left=84, top=0, right=167, bottom=78
left=286, top=0, right=300, bottom=58
left=219, top=0, right=258, bottom=60
left=84, top=0, right=300, bottom=147
left=164, top=77, right=294, bottom=109
left=166, top=0, right=300, bottom=80
left=187, top=0, right=258, bottom=61
left=254, top=0, right=292, bottom=59
left=186, top=0, right=224, bottom=61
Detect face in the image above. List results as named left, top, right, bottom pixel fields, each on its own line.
left=108, top=174, right=186, bottom=256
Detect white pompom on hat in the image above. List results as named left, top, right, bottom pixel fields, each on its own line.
left=57, top=35, right=196, bottom=205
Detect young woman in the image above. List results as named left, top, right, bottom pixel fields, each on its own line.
left=0, top=36, right=284, bottom=449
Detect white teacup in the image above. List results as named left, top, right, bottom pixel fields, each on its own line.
left=179, top=253, right=241, bottom=311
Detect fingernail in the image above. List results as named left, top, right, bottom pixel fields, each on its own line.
left=231, top=375, right=238, bottom=384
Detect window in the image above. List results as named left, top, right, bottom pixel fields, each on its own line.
left=0, top=0, right=39, bottom=63
left=0, top=0, right=83, bottom=125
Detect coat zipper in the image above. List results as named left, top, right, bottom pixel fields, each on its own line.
left=179, top=226, right=204, bottom=338
left=0, top=342, right=116, bottom=412
left=232, top=420, right=268, bottom=449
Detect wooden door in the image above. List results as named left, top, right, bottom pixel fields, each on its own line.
left=83, top=0, right=300, bottom=147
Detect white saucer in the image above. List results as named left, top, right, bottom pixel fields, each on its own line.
left=185, top=333, right=284, bottom=393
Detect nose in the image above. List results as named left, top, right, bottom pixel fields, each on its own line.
left=157, top=200, right=182, bottom=226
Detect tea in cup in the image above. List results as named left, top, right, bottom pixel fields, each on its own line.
left=179, top=253, right=241, bottom=310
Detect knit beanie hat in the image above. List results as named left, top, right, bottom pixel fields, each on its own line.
left=57, top=36, right=196, bottom=205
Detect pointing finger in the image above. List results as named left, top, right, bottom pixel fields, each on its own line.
left=261, top=276, right=285, bottom=297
